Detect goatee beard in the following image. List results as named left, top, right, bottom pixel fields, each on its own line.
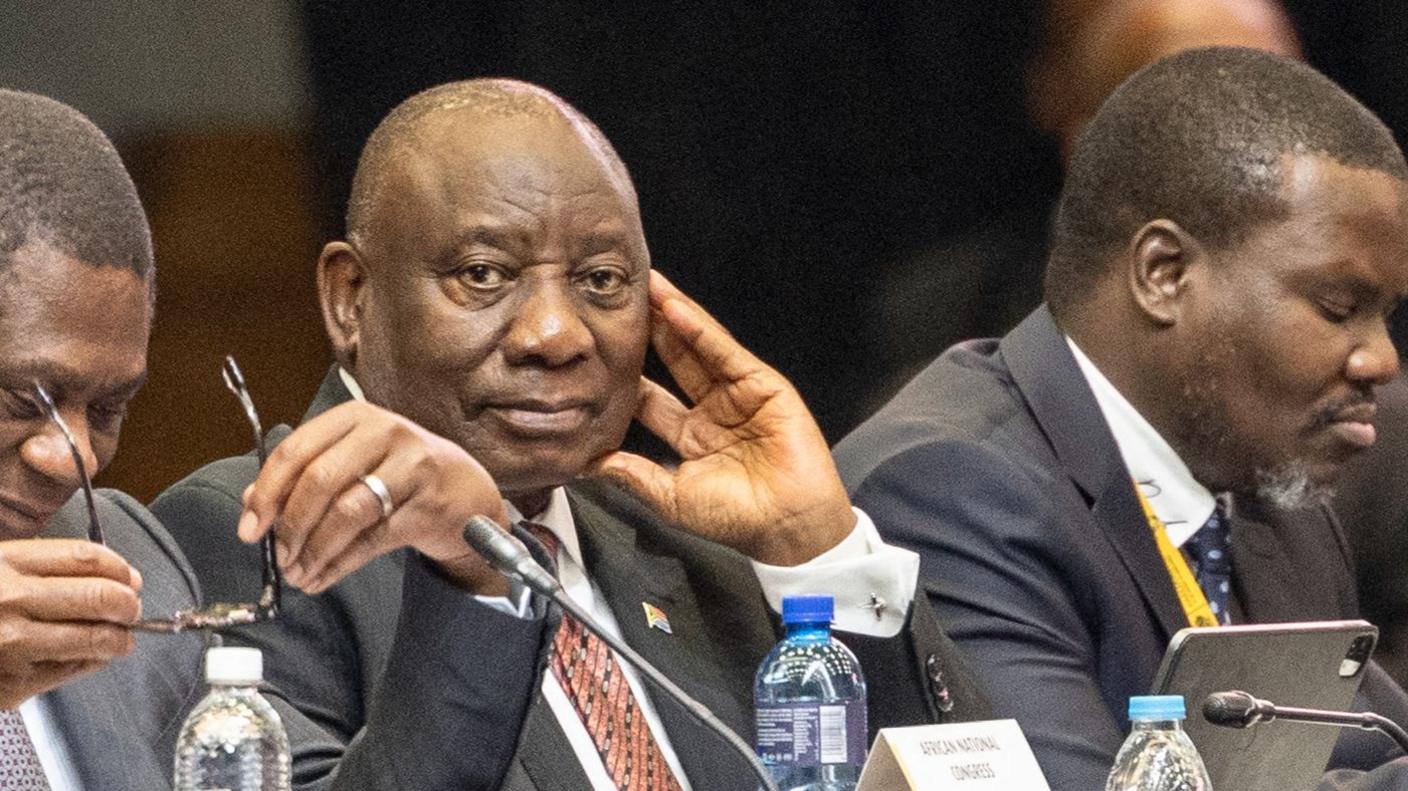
left=1253, top=463, right=1334, bottom=512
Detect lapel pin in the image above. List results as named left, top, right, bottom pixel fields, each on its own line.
left=642, top=602, right=673, bottom=634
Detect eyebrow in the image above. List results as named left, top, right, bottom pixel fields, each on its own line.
left=436, top=225, right=636, bottom=265
left=0, top=360, right=146, bottom=402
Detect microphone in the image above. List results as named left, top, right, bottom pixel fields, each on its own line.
left=1202, top=690, right=1408, bottom=754
left=462, top=516, right=780, bottom=791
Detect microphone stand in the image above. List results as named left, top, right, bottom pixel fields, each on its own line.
left=1203, top=690, right=1408, bottom=755
left=464, top=517, right=780, bottom=791
left=1257, top=705, right=1408, bottom=754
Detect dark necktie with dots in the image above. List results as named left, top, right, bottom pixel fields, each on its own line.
left=0, top=709, right=51, bottom=789
left=520, top=522, right=684, bottom=791
left=1185, top=503, right=1233, bottom=626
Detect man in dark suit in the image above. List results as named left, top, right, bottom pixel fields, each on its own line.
left=153, top=78, right=986, bottom=790
left=836, top=47, right=1408, bottom=789
left=0, top=90, right=203, bottom=789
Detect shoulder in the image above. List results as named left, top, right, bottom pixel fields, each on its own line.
left=836, top=340, right=1051, bottom=494
left=93, top=488, right=201, bottom=610
left=150, top=424, right=295, bottom=539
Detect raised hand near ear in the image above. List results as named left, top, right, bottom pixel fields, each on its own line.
left=588, top=271, right=855, bottom=566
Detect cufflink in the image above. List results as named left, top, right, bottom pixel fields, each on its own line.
left=859, top=593, right=887, bottom=621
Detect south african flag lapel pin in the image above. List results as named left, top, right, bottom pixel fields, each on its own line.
left=642, top=602, right=673, bottom=634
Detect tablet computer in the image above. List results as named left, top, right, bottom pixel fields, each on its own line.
left=1149, top=620, right=1378, bottom=791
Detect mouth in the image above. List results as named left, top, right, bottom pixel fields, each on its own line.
left=482, top=398, right=594, bottom=437
left=0, top=494, right=58, bottom=538
left=1322, top=401, right=1378, bottom=450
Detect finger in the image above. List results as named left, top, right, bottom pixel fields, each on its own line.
left=586, top=450, right=678, bottom=521
left=277, top=423, right=398, bottom=564
left=0, top=659, right=106, bottom=707
left=240, top=403, right=361, bottom=541
left=657, top=296, right=762, bottom=384
left=0, top=539, right=138, bottom=586
left=14, top=575, right=143, bottom=624
left=300, top=513, right=396, bottom=594
left=0, top=621, right=135, bottom=664
left=649, top=270, right=739, bottom=344
left=634, top=378, right=689, bottom=451
left=650, top=307, right=711, bottom=400
left=288, top=452, right=408, bottom=587
left=648, top=272, right=765, bottom=396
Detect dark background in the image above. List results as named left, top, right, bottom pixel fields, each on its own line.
left=2, top=1, right=1407, bottom=500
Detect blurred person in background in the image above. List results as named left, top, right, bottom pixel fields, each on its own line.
left=861, top=0, right=1301, bottom=411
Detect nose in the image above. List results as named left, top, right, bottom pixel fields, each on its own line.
left=1347, top=322, right=1401, bottom=387
left=501, top=280, right=594, bottom=367
left=20, top=416, right=100, bottom=488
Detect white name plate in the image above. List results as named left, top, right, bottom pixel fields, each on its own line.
left=856, top=720, right=1051, bottom=790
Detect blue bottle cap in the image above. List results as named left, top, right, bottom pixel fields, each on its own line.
left=781, top=595, right=834, bottom=625
left=1128, top=695, right=1186, bottom=721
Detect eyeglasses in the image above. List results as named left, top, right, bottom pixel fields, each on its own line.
left=34, top=355, right=281, bottom=633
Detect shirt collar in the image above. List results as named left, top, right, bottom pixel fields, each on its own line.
left=338, top=366, right=366, bottom=401
left=506, top=487, right=581, bottom=568
left=338, top=366, right=582, bottom=565
left=1065, top=338, right=1216, bottom=547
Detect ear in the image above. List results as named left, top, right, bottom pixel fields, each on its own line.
left=317, top=241, right=367, bottom=369
left=1126, top=219, right=1204, bottom=326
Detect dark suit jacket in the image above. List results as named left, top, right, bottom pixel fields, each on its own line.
left=834, top=306, right=1408, bottom=790
left=152, top=366, right=990, bottom=791
left=39, top=489, right=204, bottom=790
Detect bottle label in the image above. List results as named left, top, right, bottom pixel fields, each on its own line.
left=755, top=700, right=868, bottom=767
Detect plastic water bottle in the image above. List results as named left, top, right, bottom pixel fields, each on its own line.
left=174, top=646, right=291, bottom=791
left=754, top=594, right=868, bottom=791
left=1105, top=695, right=1213, bottom=791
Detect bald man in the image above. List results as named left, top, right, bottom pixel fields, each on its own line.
left=154, top=79, right=986, bottom=791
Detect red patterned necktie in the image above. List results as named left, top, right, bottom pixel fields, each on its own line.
left=0, top=709, right=51, bottom=789
left=521, top=522, right=684, bottom=791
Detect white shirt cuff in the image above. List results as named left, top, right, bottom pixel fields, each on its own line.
left=473, top=580, right=535, bottom=619
left=750, top=507, right=918, bottom=638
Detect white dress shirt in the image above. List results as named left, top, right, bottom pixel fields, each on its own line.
left=18, top=693, right=83, bottom=790
left=1067, top=338, right=1217, bottom=547
left=338, top=367, right=920, bottom=789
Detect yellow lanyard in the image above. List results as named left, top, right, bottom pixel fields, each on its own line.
left=1133, top=485, right=1220, bottom=628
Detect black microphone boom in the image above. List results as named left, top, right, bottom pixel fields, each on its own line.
left=1203, top=690, right=1408, bottom=755
left=462, top=516, right=781, bottom=791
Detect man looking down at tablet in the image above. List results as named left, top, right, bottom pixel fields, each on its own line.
left=836, top=46, right=1408, bottom=790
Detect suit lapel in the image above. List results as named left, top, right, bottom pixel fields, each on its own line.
left=302, top=364, right=354, bottom=422
left=1228, top=501, right=1350, bottom=624
left=1002, top=308, right=1189, bottom=641
left=41, top=498, right=169, bottom=790
left=568, top=489, right=758, bottom=790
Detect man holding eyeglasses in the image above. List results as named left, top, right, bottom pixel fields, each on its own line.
left=0, top=90, right=203, bottom=789
left=154, top=78, right=987, bottom=790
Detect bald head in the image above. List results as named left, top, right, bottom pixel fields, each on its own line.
left=345, top=78, right=636, bottom=250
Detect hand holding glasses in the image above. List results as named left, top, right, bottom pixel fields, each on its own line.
left=34, top=355, right=281, bottom=633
